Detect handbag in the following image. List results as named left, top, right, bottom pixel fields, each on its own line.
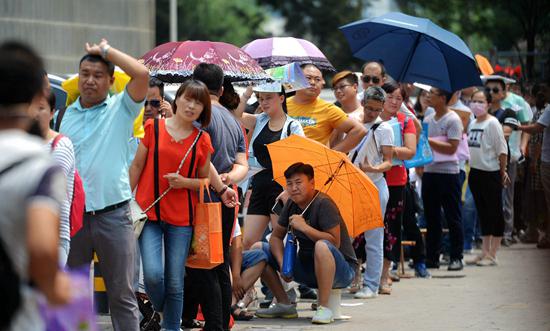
left=186, top=180, right=224, bottom=269
left=404, top=130, right=434, bottom=168
left=132, top=120, right=203, bottom=238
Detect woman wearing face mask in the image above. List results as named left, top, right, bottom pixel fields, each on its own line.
left=467, top=89, right=510, bottom=266
left=233, top=83, right=305, bottom=250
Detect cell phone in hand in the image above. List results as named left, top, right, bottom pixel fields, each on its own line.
left=271, top=199, right=284, bottom=216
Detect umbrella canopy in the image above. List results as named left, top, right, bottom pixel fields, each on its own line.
left=475, top=54, right=494, bottom=76
left=242, top=37, right=335, bottom=72
left=139, top=41, right=271, bottom=83
left=267, top=135, right=383, bottom=237
left=340, top=12, right=481, bottom=92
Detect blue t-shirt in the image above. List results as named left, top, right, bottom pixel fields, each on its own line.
left=60, top=88, right=144, bottom=211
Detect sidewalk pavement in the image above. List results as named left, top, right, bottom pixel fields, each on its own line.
left=99, top=243, right=550, bottom=331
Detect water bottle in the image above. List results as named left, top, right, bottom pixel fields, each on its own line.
left=282, top=231, right=297, bottom=278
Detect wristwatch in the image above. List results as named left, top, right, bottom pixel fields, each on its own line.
left=100, top=44, right=111, bottom=59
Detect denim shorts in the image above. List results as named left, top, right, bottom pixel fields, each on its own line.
left=241, top=249, right=268, bottom=271
left=261, top=240, right=355, bottom=289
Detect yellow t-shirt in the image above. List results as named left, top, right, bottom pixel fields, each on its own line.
left=287, top=97, right=348, bottom=146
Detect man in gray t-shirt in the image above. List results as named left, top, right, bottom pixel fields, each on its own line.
left=256, top=163, right=356, bottom=324
left=422, top=87, right=465, bottom=271
left=519, top=103, right=550, bottom=248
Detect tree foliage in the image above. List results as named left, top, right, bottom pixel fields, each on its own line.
left=396, top=0, right=550, bottom=80
left=156, top=0, right=268, bottom=47
left=258, top=0, right=370, bottom=73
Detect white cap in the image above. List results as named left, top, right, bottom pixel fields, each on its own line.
left=480, top=75, right=516, bottom=84
left=252, top=81, right=282, bottom=93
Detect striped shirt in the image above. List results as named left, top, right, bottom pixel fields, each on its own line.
left=45, top=135, right=75, bottom=242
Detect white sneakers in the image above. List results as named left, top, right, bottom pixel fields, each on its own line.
left=354, top=286, right=378, bottom=299
left=311, top=305, right=334, bottom=324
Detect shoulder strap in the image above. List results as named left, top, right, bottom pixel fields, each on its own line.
left=371, top=123, right=381, bottom=150
left=153, top=118, right=161, bottom=221
left=351, top=123, right=381, bottom=164
left=286, top=120, right=295, bottom=137
left=50, top=134, right=64, bottom=152
left=54, top=107, right=67, bottom=132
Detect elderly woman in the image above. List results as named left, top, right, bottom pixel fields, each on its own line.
left=350, top=87, right=394, bottom=299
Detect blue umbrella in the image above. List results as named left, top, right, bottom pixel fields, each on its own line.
left=340, top=12, right=481, bottom=92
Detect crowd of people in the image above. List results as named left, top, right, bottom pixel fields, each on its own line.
left=1, top=36, right=549, bottom=331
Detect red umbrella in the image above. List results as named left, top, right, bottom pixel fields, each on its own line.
left=139, top=41, right=271, bottom=83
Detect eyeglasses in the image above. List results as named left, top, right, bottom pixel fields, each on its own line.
left=362, top=75, right=381, bottom=84
left=332, top=84, right=352, bottom=92
left=485, top=87, right=501, bottom=94
left=145, top=100, right=161, bottom=108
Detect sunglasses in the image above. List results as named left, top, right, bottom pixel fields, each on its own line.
left=332, top=84, right=352, bottom=92
left=485, top=87, right=501, bottom=94
left=145, top=100, right=161, bottom=107
left=362, top=75, right=381, bottom=84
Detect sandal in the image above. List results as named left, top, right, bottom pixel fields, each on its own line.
left=379, top=285, right=392, bottom=295
left=231, top=305, right=254, bottom=321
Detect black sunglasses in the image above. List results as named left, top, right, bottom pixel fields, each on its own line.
left=145, top=100, right=161, bottom=107
left=485, top=87, right=501, bottom=94
left=362, top=75, right=381, bottom=84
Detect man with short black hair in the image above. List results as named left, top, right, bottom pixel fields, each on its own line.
left=0, top=41, right=71, bottom=331
left=144, top=77, right=172, bottom=121
left=287, top=64, right=366, bottom=152
left=256, top=162, right=357, bottom=324
left=183, top=62, right=247, bottom=331
left=60, top=38, right=149, bottom=331
left=423, top=86, right=465, bottom=271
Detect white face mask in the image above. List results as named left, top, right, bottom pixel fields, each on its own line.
left=470, top=102, right=487, bottom=117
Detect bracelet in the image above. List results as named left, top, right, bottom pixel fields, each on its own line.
left=101, top=44, right=111, bottom=59
left=218, top=185, right=228, bottom=196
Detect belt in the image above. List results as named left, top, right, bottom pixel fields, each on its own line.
left=85, top=200, right=129, bottom=216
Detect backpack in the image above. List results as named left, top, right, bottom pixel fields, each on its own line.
left=0, top=157, right=33, bottom=329
left=51, top=135, right=85, bottom=237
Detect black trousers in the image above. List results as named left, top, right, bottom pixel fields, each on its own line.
left=183, top=204, right=235, bottom=331
left=468, top=168, right=504, bottom=237
left=422, top=173, right=464, bottom=261
left=385, top=186, right=405, bottom=262
left=402, top=182, right=426, bottom=264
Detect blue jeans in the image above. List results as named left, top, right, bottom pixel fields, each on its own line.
left=363, top=177, right=386, bottom=292
left=462, top=186, right=479, bottom=250
left=262, top=240, right=355, bottom=289
left=139, top=221, right=192, bottom=331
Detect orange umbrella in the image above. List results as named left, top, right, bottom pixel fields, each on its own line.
left=267, top=135, right=383, bottom=237
left=475, top=54, right=494, bottom=76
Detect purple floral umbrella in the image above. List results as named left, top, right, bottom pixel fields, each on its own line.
left=139, top=41, right=271, bottom=83
left=242, top=37, right=336, bottom=72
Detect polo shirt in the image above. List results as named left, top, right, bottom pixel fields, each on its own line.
left=60, top=88, right=144, bottom=211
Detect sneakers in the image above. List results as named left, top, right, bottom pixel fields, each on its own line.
left=255, top=303, right=298, bottom=319
left=354, top=286, right=378, bottom=299
left=414, top=263, right=431, bottom=278
left=311, top=306, right=334, bottom=324
left=466, top=254, right=485, bottom=265
left=447, top=259, right=464, bottom=271
left=476, top=256, right=498, bottom=266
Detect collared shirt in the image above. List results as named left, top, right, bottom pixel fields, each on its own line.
left=60, top=88, right=144, bottom=211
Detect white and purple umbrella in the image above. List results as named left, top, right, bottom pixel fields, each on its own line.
left=242, top=37, right=335, bottom=72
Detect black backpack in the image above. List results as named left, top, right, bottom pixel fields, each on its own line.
left=0, top=158, right=31, bottom=330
